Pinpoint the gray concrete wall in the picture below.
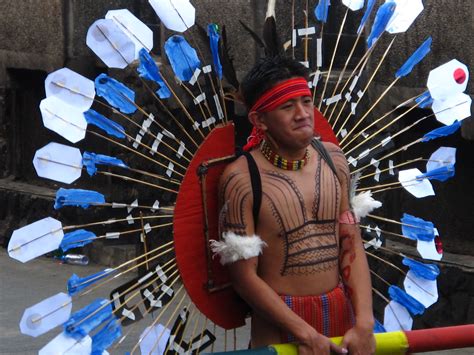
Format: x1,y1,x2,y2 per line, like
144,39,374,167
0,0,64,84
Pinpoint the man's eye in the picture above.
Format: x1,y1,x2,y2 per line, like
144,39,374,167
303,98,313,104
281,104,293,110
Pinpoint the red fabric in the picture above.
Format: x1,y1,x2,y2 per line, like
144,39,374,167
280,283,354,341
174,124,248,330
250,77,312,113
314,107,340,146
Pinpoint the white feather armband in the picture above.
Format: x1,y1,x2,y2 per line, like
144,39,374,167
210,232,267,265
351,191,382,220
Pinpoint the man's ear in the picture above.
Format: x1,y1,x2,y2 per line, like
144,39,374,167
248,111,267,131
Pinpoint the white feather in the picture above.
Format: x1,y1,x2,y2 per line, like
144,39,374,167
210,232,267,265
351,191,382,220
266,0,276,19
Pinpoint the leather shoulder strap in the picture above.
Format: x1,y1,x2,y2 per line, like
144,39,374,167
241,151,262,227
311,138,338,179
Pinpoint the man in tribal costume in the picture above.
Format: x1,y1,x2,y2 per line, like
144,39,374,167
212,56,376,355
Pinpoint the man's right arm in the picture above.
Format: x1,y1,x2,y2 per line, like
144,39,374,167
216,160,347,354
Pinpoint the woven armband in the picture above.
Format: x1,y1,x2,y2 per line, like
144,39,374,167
339,210,359,225
210,232,267,265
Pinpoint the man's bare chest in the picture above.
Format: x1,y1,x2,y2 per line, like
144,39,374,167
259,159,340,223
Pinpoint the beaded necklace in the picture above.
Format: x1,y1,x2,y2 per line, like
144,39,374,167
260,140,309,171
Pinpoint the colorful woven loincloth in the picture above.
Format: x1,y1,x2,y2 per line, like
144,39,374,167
280,283,355,342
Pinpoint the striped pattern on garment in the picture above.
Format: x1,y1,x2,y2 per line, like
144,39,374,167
280,283,355,342
249,77,311,113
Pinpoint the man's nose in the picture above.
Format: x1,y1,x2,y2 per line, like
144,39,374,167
294,101,309,118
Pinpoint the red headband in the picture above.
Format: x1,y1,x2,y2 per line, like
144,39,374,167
244,77,312,151
249,77,311,113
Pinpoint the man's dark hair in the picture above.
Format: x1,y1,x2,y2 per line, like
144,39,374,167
240,55,310,109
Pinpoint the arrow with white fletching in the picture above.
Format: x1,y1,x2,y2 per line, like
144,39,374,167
20,292,72,337
385,0,423,34
45,67,95,111
33,142,83,184
427,147,456,172
8,217,64,263
427,59,471,125
398,168,435,198
148,0,195,33
40,96,87,143
105,9,153,58
39,332,92,355
86,19,135,69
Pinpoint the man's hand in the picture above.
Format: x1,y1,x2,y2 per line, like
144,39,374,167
341,325,376,355
297,326,348,355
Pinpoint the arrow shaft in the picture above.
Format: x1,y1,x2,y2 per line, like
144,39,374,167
318,8,349,109
339,77,400,140
130,284,186,354
326,34,381,123
138,77,199,150
7,226,63,253
89,130,185,178
335,37,397,136
79,241,174,292
51,80,94,100
72,261,177,329
350,139,422,175
96,23,131,66
99,171,179,194
359,158,423,181
344,104,426,157
341,93,422,151
62,202,173,215
159,73,206,139
65,214,172,230
114,269,181,348
111,15,151,52
322,31,363,117
367,214,431,231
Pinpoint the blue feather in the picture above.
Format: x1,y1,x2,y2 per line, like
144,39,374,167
358,0,376,34
95,74,136,114
401,213,435,242
164,35,201,82
415,91,433,109
366,1,396,48
67,269,113,296
314,0,331,23
137,48,171,99
64,298,113,339
417,165,455,182
402,258,440,281
389,285,425,315
422,121,461,142
54,188,105,209
208,24,223,80
91,317,122,355
396,37,432,78
83,109,125,139
60,230,97,252
82,151,128,176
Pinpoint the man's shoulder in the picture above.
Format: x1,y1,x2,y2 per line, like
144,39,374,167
220,154,252,184
319,140,345,161
320,140,342,154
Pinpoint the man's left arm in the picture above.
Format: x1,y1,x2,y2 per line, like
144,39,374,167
327,143,375,354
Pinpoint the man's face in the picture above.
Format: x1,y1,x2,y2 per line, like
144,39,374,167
260,95,314,150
